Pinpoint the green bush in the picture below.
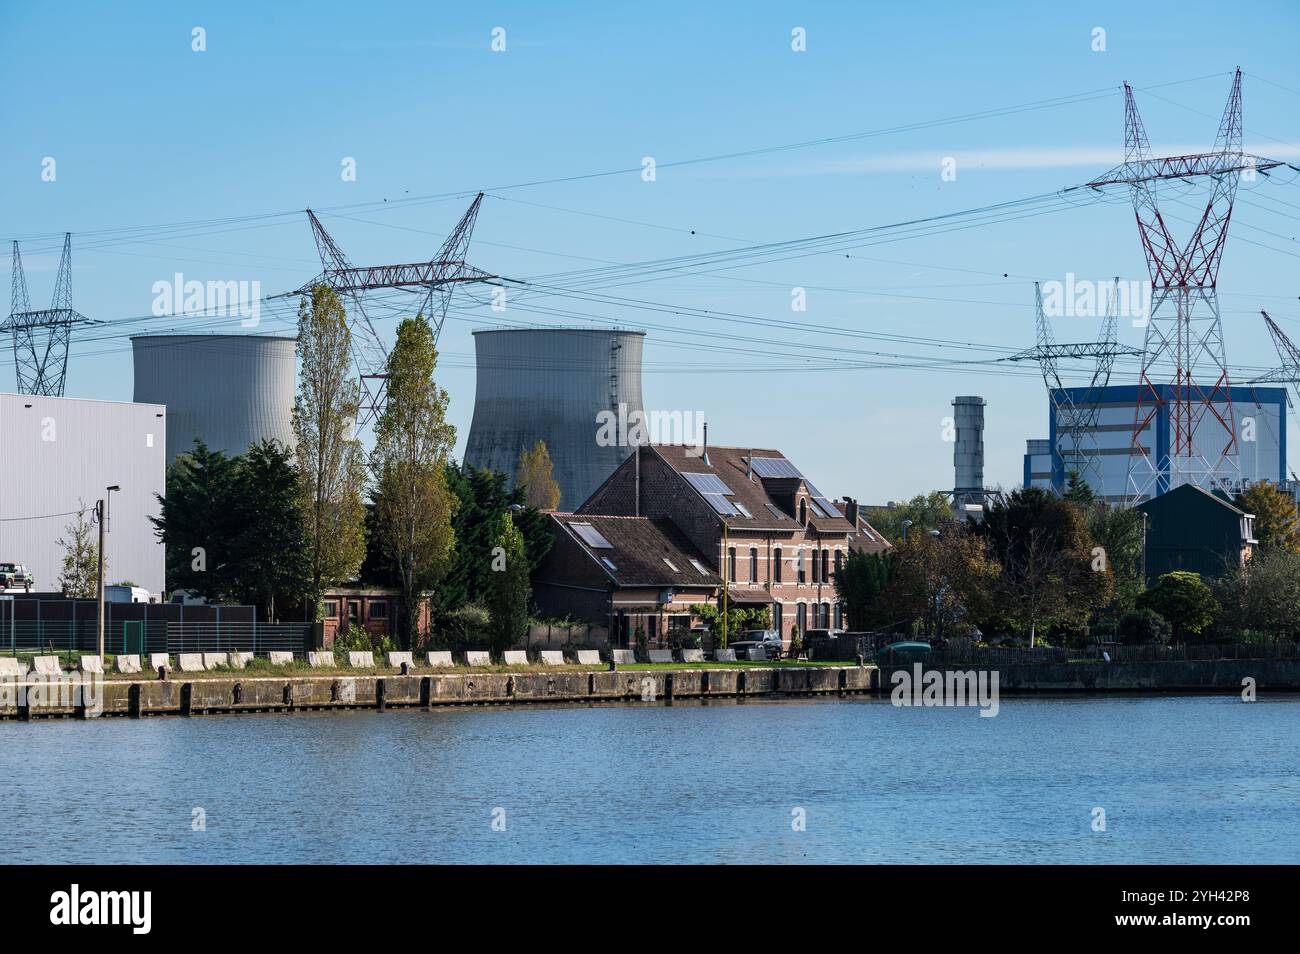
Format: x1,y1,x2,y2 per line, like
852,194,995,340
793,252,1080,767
1117,608,1171,645
333,622,398,656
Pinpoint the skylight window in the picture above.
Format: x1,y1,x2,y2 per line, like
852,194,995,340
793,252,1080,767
568,522,613,548
662,557,679,572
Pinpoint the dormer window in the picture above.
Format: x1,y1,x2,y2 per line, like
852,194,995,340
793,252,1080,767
799,498,807,525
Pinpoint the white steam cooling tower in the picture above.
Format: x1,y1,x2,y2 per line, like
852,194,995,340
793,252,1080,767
464,328,646,509
132,334,297,464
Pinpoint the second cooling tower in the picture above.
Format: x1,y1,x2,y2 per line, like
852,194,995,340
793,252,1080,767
132,334,297,464
465,328,647,509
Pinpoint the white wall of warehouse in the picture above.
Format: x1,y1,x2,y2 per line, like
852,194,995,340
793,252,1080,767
0,393,165,595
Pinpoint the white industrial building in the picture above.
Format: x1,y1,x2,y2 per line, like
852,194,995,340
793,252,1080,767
0,392,166,595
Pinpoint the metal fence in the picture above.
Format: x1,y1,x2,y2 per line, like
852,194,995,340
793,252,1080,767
881,642,1300,667
0,620,312,657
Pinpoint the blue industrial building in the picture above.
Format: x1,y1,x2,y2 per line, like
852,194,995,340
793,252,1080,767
1024,384,1287,502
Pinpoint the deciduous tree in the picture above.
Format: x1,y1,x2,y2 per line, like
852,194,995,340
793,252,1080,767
56,502,100,597
515,440,561,511
1137,570,1218,642
293,284,367,614
1235,480,1300,552
370,316,458,648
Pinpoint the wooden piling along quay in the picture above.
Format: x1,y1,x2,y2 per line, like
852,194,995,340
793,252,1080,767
0,667,881,720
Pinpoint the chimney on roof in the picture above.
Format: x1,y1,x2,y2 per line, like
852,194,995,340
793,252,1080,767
843,496,859,528
702,422,710,466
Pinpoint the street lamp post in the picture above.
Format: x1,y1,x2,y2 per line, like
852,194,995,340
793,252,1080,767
96,485,120,662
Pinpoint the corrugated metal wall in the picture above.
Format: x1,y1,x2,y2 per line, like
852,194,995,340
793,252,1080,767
132,334,296,464
465,328,646,510
0,393,166,595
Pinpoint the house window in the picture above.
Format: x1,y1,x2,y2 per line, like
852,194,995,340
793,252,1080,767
323,600,339,619
820,602,830,628
368,601,388,620
689,559,709,576
749,547,758,584
797,550,806,584
773,548,783,583
811,547,819,584
347,601,360,624
835,550,844,576
796,603,807,633
663,557,679,573
728,547,737,581
772,601,783,634
821,549,830,582
799,499,807,525
834,603,842,629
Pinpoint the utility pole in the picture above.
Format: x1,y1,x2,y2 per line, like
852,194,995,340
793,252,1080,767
96,485,120,662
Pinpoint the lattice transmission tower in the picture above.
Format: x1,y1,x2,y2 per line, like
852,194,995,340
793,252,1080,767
1007,280,1141,498
2,234,93,396
1085,69,1283,502
284,193,499,424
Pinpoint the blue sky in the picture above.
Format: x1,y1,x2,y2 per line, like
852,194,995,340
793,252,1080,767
3,0,1298,503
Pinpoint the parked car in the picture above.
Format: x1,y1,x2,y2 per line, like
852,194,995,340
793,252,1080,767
0,562,32,591
726,628,783,659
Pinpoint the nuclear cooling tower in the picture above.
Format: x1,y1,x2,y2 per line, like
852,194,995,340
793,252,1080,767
465,328,647,509
132,334,297,464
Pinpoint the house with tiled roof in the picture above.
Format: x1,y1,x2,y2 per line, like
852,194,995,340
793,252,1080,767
575,442,890,645
532,514,724,647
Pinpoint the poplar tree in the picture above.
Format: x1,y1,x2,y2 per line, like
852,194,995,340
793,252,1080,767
293,284,368,614
485,512,530,654
370,316,458,649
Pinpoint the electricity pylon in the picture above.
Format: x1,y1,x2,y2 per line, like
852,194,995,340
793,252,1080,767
2,234,93,396
1007,280,1140,498
284,193,498,424
1085,69,1283,502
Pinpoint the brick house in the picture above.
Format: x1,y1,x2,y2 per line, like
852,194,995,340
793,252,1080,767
320,587,430,646
575,443,890,646
532,513,724,648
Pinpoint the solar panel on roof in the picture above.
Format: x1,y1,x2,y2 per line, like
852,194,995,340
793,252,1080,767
682,472,733,495
568,522,613,549
750,457,802,479
701,493,740,516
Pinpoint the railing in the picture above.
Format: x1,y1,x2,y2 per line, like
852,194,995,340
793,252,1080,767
877,642,1300,667
0,621,312,658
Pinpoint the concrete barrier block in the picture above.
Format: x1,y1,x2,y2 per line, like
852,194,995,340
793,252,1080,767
307,651,335,668
78,655,104,674
426,651,454,668
347,651,375,668
268,651,294,665
538,650,565,665
31,655,62,676
114,654,142,675
681,649,704,663
202,652,228,670
502,650,529,666
574,650,601,665
714,649,737,662
746,646,767,661
464,650,491,667
149,653,170,672
648,649,673,663
612,650,636,665
227,651,253,669
388,651,413,669
0,657,24,678
177,653,206,672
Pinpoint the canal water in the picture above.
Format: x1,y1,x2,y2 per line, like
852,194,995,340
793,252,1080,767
2,695,1296,864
